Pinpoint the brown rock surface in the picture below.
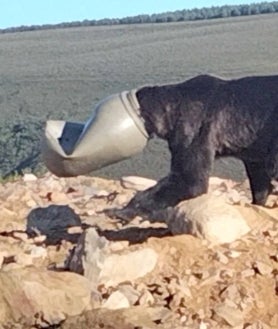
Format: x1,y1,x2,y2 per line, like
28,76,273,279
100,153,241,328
0,173,277,328
0,268,92,327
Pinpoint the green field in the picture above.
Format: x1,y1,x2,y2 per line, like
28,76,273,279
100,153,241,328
0,14,277,179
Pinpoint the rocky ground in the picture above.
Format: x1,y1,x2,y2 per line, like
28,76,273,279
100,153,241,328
0,173,277,329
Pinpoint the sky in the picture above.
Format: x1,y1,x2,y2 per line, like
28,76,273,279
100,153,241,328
1,0,257,29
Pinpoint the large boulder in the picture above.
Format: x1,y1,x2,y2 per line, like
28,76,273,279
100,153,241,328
0,268,92,327
166,193,251,244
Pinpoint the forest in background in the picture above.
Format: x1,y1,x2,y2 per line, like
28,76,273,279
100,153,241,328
1,1,278,33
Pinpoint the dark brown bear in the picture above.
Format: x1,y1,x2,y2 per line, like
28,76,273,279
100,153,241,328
108,75,278,221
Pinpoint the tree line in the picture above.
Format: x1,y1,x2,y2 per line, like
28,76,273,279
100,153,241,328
1,1,278,33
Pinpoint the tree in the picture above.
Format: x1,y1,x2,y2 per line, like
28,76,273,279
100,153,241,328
1,2,278,34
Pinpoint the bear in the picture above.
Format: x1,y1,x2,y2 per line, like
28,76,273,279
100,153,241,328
106,74,278,221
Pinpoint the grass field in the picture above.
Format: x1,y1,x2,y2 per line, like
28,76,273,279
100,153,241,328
0,14,277,179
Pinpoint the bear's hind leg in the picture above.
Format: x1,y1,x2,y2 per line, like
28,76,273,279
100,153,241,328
244,161,272,205
266,142,278,181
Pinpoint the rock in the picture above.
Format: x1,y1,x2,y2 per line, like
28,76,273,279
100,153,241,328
227,250,242,258
208,176,238,190
167,194,250,244
14,253,34,267
47,191,71,204
0,207,26,232
23,173,38,182
118,284,141,305
26,198,38,208
0,172,277,328
254,205,278,221
241,268,256,278
120,176,157,191
220,284,242,305
214,251,229,264
209,176,228,187
67,227,109,277
0,268,93,327
67,226,83,234
0,252,7,269
225,189,241,204
213,304,244,326
138,289,155,306
253,261,273,276
12,231,29,242
243,321,271,329
99,247,158,287
270,314,278,327
68,228,158,288
235,203,278,236
26,205,82,245
102,291,130,309
60,306,167,329
265,194,278,208
29,245,48,259
33,235,47,244
199,321,209,329
109,241,130,252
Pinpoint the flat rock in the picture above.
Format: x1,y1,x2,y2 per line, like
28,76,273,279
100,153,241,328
99,247,158,287
120,176,157,191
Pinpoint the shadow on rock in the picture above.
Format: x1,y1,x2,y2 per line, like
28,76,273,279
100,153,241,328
98,226,172,244
26,205,82,245
26,204,171,247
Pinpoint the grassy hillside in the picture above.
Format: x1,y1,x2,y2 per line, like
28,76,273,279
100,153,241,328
0,14,277,179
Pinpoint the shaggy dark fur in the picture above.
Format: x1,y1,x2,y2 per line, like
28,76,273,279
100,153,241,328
107,75,278,221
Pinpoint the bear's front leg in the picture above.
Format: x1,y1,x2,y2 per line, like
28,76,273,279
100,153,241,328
104,175,177,222
105,139,214,222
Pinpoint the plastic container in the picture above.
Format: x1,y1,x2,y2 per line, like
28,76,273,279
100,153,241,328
41,89,149,177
